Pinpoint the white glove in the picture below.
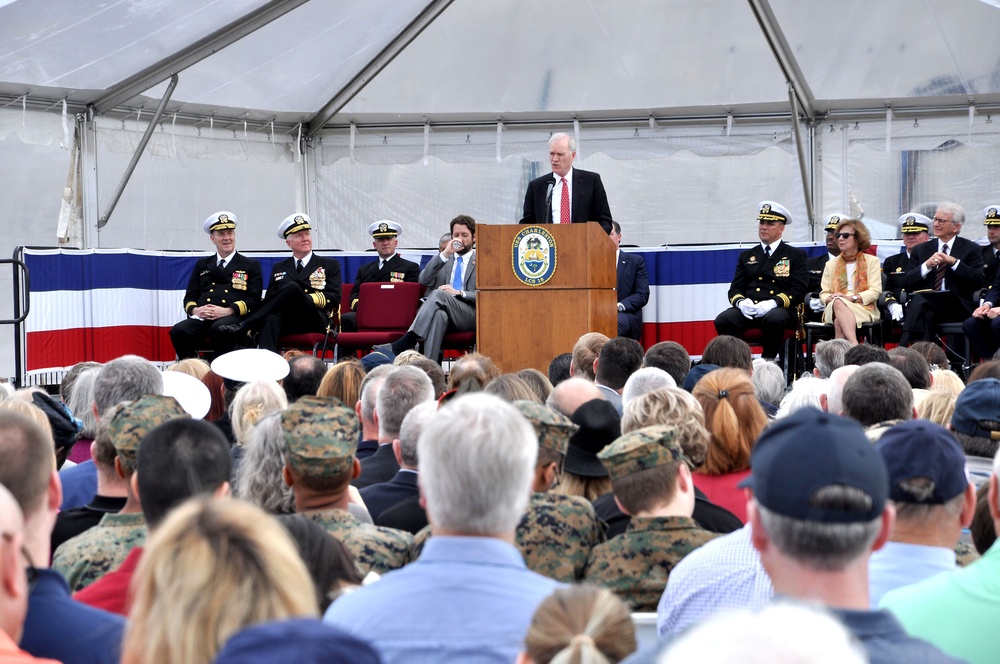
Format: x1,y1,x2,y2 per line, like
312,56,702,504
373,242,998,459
809,296,824,313
755,299,778,316
737,299,756,319
888,302,903,322
617,302,625,312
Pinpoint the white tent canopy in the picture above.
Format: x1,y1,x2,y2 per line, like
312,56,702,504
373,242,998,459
3,0,1000,251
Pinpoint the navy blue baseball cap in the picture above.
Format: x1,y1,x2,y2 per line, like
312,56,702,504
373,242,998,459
877,420,968,504
214,618,380,664
739,407,888,523
951,378,1000,441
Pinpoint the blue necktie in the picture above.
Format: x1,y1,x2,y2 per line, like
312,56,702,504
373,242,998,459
452,255,464,290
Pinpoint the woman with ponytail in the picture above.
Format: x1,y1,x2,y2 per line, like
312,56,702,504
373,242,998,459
691,367,767,522
518,585,636,664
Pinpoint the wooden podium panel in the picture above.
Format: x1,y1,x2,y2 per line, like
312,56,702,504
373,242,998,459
476,223,616,373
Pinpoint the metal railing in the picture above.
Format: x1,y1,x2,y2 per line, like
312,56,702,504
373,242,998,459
8,247,30,388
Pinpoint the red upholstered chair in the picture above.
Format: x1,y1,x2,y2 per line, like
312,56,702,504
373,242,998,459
739,326,800,384
277,282,350,359
441,330,476,360
334,282,422,358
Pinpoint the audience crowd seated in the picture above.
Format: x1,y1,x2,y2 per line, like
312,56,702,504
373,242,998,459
19,280,1000,664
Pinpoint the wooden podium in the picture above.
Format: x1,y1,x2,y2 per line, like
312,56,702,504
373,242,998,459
476,222,616,373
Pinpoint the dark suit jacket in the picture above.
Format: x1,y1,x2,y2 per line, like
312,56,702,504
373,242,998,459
617,250,649,339
266,254,342,327
983,245,1000,301
902,236,984,309
356,439,379,460
351,443,399,490
359,470,419,520
182,252,262,317
882,250,912,303
806,253,832,294
375,495,428,535
727,240,809,310
348,254,420,311
520,168,613,233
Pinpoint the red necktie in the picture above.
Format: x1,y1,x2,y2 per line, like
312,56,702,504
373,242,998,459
559,177,570,224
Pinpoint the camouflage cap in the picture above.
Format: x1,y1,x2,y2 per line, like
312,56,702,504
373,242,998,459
282,396,360,477
513,400,579,456
109,394,190,471
597,424,683,482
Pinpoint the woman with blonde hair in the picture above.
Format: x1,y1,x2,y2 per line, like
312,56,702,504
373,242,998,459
484,373,541,403
819,219,881,345
230,380,287,448
691,367,767,522
121,497,317,664
317,358,366,407
167,357,211,381
930,368,965,398
917,390,957,427
517,585,636,664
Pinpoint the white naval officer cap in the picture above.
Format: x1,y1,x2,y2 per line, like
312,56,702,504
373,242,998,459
898,213,931,234
984,205,1000,226
368,220,402,238
278,213,312,239
203,211,238,234
757,201,792,225
823,213,848,232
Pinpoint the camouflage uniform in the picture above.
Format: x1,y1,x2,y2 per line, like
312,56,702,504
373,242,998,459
282,395,412,576
409,525,431,560
516,492,605,582
109,394,190,472
584,424,718,610
583,516,717,610
303,508,412,576
52,512,147,592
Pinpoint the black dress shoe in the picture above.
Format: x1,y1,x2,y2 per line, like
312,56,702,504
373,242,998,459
218,321,246,337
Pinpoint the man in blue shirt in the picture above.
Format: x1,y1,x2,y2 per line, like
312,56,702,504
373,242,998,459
324,394,560,663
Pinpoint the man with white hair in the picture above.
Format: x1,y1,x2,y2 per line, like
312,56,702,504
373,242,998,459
621,367,675,408
813,338,851,379
519,132,613,233
880,440,1000,663
324,394,559,663
821,364,859,415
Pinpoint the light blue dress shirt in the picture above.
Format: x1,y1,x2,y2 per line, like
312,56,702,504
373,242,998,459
324,535,560,664
868,540,956,608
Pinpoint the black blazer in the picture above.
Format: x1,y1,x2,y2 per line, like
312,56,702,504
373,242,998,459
617,250,650,339
982,245,1000,300
882,250,912,303
266,254,342,326
520,168,613,233
348,254,420,311
182,252,262,317
727,240,809,309
359,470,419,520
374,495,428,535
351,443,399,490
902,236,985,309
806,253,831,294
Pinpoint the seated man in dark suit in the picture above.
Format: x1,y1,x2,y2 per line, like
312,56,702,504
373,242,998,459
980,205,1000,301
340,220,420,333
713,201,809,359
804,213,844,320
881,213,931,324
963,204,1000,359
609,221,649,340
361,402,436,524
170,211,262,360
221,213,341,353
899,202,984,346
520,132,613,233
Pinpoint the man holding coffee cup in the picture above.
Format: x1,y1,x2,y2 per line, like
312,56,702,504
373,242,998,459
374,215,477,364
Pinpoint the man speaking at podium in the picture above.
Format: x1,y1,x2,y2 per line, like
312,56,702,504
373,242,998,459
520,132,613,234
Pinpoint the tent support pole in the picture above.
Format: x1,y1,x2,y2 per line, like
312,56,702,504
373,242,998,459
788,83,815,232
307,0,456,136
98,75,177,229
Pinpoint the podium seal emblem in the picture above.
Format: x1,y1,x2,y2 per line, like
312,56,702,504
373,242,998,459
512,226,557,286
